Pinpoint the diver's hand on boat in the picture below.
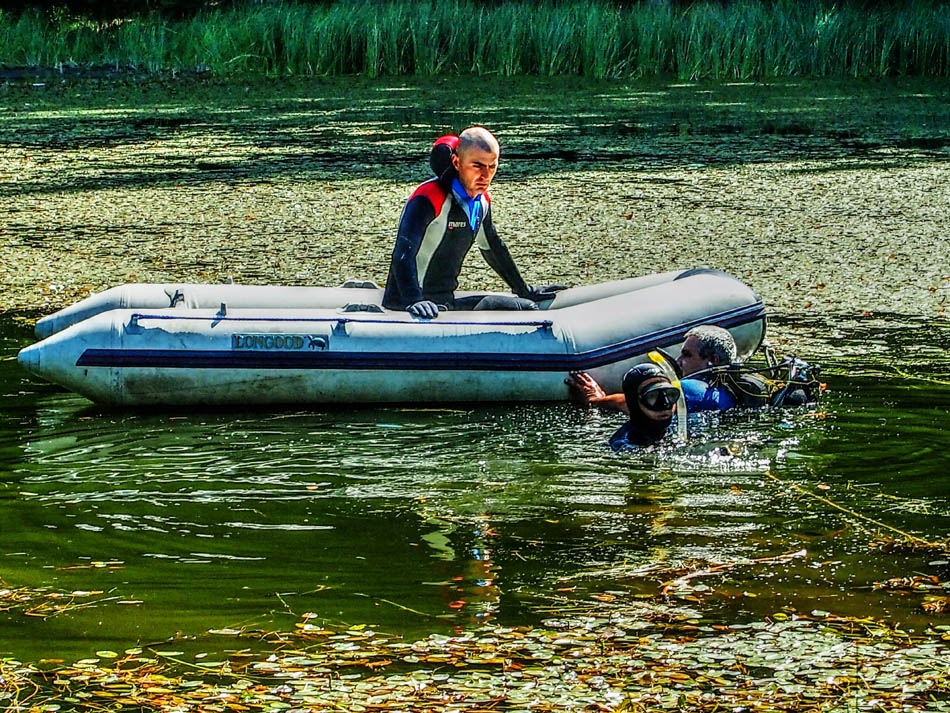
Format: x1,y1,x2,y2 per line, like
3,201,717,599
565,371,607,405
565,371,630,413
408,300,440,319
524,284,569,302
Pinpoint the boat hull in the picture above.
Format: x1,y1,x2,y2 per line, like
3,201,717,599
19,270,767,407
33,271,687,339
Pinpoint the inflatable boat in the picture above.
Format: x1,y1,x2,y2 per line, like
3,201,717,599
18,268,766,407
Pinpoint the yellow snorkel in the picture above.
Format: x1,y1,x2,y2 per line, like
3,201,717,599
649,350,687,441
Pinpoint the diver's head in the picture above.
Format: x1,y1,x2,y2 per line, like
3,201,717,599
622,364,679,420
677,325,737,376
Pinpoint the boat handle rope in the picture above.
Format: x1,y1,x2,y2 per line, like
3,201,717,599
127,312,555,330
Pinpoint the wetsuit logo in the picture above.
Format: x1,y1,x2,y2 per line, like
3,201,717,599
448,221,468,230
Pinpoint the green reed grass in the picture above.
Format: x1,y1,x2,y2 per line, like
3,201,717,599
1,0,948,79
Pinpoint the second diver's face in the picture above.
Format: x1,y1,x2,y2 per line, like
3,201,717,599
452,146,498,197
638,377,676,421
677,335,710,377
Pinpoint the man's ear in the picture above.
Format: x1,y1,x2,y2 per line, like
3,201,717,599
451,153,460,171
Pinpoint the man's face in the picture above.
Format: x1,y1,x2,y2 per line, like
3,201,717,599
677,335,710,376
452,146,498,197
637,377,676,421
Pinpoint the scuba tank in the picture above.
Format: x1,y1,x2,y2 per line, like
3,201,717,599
713,346,824,407
763,354,824,407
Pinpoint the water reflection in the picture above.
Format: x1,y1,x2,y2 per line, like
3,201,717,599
1,314,949,662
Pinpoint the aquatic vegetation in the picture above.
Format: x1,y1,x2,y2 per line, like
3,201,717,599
2,599,950,712
4,517,949,711
1,76,947,321
1,0,948,79
0,572,135,619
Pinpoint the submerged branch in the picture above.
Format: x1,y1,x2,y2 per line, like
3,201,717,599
765,471,939,548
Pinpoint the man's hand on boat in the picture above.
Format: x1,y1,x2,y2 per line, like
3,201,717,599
407,300,441,319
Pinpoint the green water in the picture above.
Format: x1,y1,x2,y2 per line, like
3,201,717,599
2,312,948,664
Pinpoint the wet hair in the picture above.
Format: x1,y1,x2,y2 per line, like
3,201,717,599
686,325,737,365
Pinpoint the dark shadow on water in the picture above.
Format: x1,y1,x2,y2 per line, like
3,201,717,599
1,76,948,197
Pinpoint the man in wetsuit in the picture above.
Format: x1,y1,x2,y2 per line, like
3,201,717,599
383,126,561,319
566,325,739,414
673,324,738,411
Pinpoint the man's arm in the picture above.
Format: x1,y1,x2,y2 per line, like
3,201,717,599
479,211,567,301
477,211,531,297
384,192,438,309
565,372,629,414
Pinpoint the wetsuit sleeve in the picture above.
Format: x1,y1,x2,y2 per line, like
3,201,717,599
478,211,531,298
681,379,710,412
681,379,737,412
384,194,438,308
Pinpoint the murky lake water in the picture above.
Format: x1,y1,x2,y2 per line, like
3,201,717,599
2,312,948,663
1,77,948,682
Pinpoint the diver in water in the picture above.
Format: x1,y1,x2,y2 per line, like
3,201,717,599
674,325,739,411
607,364,681,451
567,325,739,415
568,326,823,450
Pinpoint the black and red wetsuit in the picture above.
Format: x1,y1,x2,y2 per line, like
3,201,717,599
382,176,530,310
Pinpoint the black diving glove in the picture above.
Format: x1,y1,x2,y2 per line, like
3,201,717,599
407,300,440,319
523,284,569,302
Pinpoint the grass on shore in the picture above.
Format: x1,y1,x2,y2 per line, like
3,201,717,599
0,0,949,80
